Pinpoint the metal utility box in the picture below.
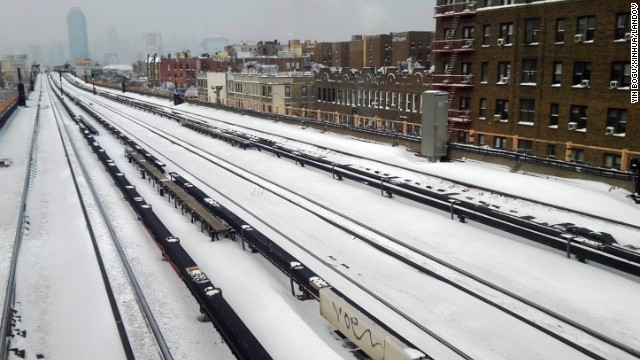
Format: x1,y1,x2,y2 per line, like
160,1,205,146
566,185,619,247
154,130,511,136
420,91,449,161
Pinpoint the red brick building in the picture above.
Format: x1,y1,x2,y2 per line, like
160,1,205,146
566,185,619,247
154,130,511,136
434,0,638,170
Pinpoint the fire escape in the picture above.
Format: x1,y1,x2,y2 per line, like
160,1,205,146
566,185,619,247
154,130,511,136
433,1,476,138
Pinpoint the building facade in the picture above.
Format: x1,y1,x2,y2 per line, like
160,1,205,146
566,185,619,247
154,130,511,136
314,67,432,126
67,7,90,64
0,55,29,88
159,51,198,89
225,73,316,114
434,0,638,170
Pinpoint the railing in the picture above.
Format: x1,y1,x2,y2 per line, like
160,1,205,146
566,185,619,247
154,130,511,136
448,109,472,123
432,39,476,52
432,74,474,87
434,1,477,16
450,143,638,180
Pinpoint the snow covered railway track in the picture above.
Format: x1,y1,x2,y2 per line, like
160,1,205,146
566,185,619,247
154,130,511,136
59,85,640,359
51,77,274,360
45,78,171,359
0,88,42,360
63,76,640,276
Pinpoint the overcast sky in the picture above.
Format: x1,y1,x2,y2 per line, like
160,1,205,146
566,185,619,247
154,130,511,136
0,0,436,61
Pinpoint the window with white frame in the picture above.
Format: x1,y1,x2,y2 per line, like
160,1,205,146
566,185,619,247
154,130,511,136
499,23,514,44
495,99,509,120
522,60,537,83
549,103,559,127
497,62,511,83
604,154,622,169
555,19,565,42
572,61,591,85
611,62,631,88
615,13,631,40
577,16,596,41
524,18,540,44
606,108,627,134
570,105,588,129
481,62,488,83
552,62,562,85
482,25,491,46
519,99,535,123
479,98,487,119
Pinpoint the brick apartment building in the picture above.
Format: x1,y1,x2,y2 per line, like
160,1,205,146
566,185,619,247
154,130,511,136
225,73,316,114
434,0,638,170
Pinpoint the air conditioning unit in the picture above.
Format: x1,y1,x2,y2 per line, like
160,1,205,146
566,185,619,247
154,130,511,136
609,80,619,89
624,32,631,41
568,122,577,130
463,40,474,48
462,76,472,84
580,79,590,88
494,114,502,121
497,38,505,47
467,2,475,11
605,126,615,135
574,34,584,43
501,76,510,84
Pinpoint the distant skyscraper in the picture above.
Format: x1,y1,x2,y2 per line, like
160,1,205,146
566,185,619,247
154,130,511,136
144,32,163,56
200,37,229,53
67,7,90,63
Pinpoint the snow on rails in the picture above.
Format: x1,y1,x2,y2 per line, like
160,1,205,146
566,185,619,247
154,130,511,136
59,79,431,360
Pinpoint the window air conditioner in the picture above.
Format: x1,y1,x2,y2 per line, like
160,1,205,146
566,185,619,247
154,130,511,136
568,122,577,130
497,38,505,46
605,126,615,135
467,3,475,11
463,40,474,48
493,114,502,121
609,80,619,89
624,32,631,41
580,79,590,88
462,76,472,84
574,34,584,43
501,76,510,84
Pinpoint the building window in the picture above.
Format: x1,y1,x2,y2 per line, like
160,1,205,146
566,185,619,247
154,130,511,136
461,62,472,75
302,85,307,97
615,13,631,40
604,154,622,169
478,134,485,146
517,139,533,154
524,18,540,44
463,27,474,39
572,61,591,86
494,136,507,149
606,108,627,134
519,99,535,123
497,62,511,83
577,16,596,41
548,144,556,158
611,62,631,88
499,23,514,44
570,149,585,163
481,62,488,83
570,105,588,130
460,97,471,110
555,19,565,43
549,103,559,127
479,98,487,119
522,60,537,83
482,25,491,46
552,62,562,85
495,99,509,120
284,85,291,98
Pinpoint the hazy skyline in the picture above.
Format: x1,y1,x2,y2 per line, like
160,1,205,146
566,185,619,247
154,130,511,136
0,0,436,63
